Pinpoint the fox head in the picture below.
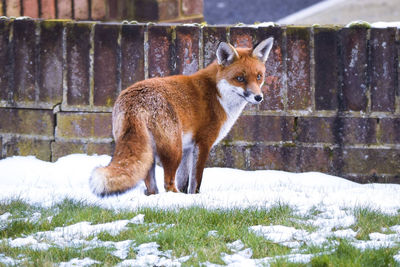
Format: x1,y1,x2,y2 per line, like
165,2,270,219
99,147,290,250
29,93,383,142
216,37,274,104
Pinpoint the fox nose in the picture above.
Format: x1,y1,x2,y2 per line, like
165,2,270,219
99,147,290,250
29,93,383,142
254,95,263,102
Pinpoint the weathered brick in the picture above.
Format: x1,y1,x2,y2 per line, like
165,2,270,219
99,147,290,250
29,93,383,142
133,0,158,21
340,28,368,111
148,25,175,77
158,0,179,21
51,141,85,161
66,22,92,106
57,0,72,19
286,27,311,110
38,20,63,105
182,0,203,16
226,115,294,142
91,0,106,20
107,0,119,20
0,2,3,16
74,0,89,20
175,25,200,75
342,117,376,144
297,146,332,173
370,28,397,112
0,137,2,158
119,0,135,20
207,144,247,169
13,19,37,104
379,118,400,144
41,0,56,18
257,26,284,111
6,0,20,16
4,137,51,161
230,26,256,48
22,0,39,18
87,142,114,156
297,117,376,144
0,108,54,136
0,19,12,103
202,26,227,67
93,23,120,107
314,27,339,110
297,117,335,143
121,24,145,90
249,145,297,171
56,112,112,139
340,148,400,174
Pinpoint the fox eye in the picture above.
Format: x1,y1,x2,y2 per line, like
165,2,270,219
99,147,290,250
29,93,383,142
257,74,262,80
236,76,245,82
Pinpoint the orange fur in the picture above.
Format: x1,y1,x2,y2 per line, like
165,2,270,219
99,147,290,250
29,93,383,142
89,38,274,196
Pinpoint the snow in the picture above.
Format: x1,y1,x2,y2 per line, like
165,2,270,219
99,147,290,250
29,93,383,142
1,154,400,266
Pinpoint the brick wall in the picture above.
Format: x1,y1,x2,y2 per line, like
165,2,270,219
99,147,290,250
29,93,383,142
0,0,203,22
0,17,399,183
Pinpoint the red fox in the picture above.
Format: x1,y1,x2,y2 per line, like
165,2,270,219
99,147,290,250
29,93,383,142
90,37,274,196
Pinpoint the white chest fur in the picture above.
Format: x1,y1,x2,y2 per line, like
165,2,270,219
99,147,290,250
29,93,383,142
214,79,247,146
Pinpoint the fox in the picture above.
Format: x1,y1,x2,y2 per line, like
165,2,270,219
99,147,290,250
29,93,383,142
89,37,274,196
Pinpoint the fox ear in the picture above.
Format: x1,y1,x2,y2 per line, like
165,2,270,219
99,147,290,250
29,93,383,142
216,42,239,66
252,37,274,63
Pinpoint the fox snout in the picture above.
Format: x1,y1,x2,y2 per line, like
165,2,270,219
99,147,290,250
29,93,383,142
243,90,263,103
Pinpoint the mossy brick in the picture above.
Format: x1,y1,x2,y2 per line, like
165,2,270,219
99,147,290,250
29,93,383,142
22,0,39,17
41,0,56,18
13,19,37,104
38,20,64,105
66,22,92,106
296,146,332,173
0,19,12,103
91,0,106,20
286,27,311,110
379,118,400,144
121,24,145,90
51,141,86,162
339,148,400,174
248,145,297,171
296,117,336,143
148,25,175,77
314,27,339,110
158,0,179,21
0,108,54,136
0,2,3,16
6,0,20,16
93,23,120,107
226,115,294,142
370,28,397,112
87,142,114,156
339,28,368,111
56,112,112,139
74,0,89,20
202,26,227,67
182,0,203,16
57,0,72,19
257,26,284,111
4,137,51,161
207,144,247,169
175,25,200,75
341,117,376,144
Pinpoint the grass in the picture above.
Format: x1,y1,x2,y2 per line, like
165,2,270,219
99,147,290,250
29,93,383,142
0,199,400,266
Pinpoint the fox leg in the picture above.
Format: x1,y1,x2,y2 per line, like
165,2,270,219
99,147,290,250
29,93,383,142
188,143,211,194
176,147,194,193
156,141,182,192
144,159,158,195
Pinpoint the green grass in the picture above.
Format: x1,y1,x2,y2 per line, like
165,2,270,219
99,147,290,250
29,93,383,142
1,199,400,266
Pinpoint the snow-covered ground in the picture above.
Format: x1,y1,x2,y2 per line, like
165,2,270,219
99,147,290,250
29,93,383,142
1,154,400,266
